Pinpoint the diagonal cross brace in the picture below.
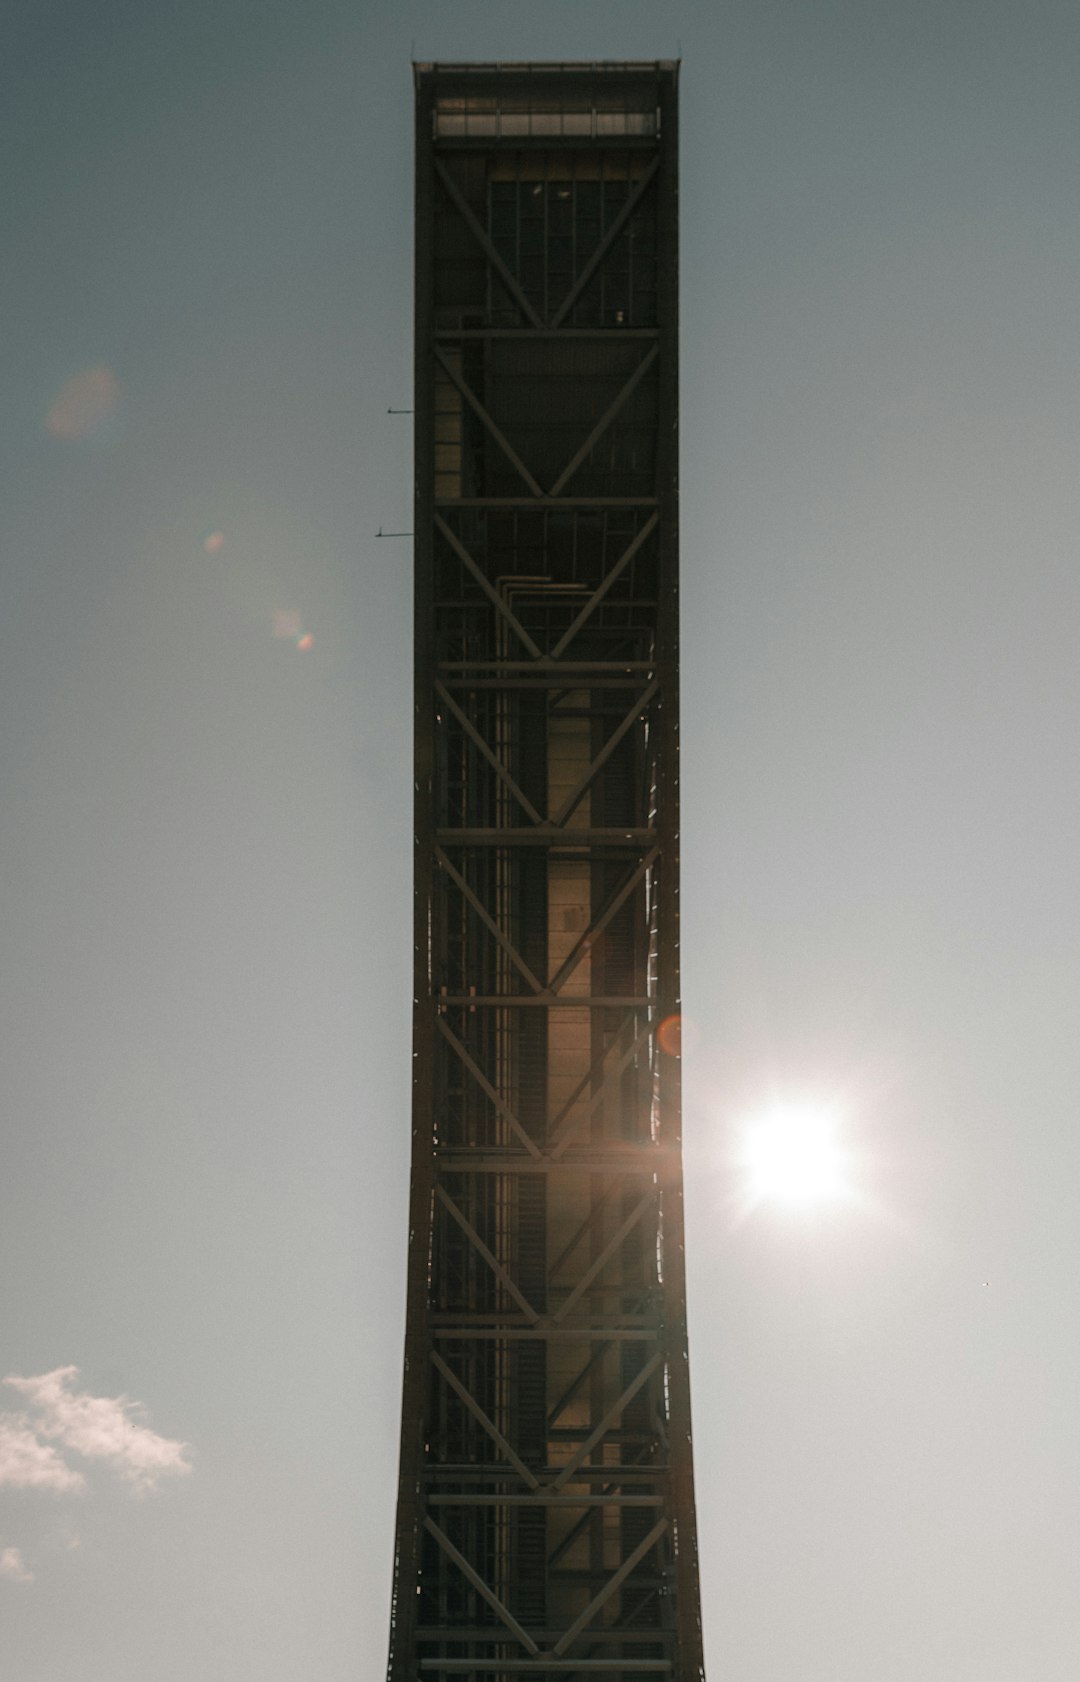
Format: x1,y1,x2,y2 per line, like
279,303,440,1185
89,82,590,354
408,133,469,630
435,679,545,827
435,515,543,659
436,1185,539,1323
546,1433,658,1571
440,1009,643,1163
549,512,658,660
434,346,544,498
547,1017,644,1159
553,1353,663,1490
433,159,544,330
549,157,660,329
551,1516,669,1657
435,845,543,994
551,679,659,828
435,1016,542,1158
545,1015,639,1163
553,1190,655,1324
548,1177,625,1283
547,1340,616,1437
547,849,657,996
549,345,659,499
430,1351,539,1489
423,1517,540,1654
435,341,657,506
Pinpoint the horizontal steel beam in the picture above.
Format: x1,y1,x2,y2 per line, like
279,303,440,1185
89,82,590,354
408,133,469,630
436,661,657,672
431,1326,659,1341
436,828,656,847
433,136,659,156
436,496,659,508
434,326,660,340
437,676,654,690
420,1663,672,1674
429,1310,657,1327
435,994,652,1008
424,1467,670,1486
431,1148,673,1173
419,1627,672,1646
422,1500,659,1513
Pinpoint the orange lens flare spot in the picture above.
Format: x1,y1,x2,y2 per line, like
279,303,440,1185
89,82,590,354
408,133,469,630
203,531,225,555
46,365,119,439
273,610,302,640
296,633,314,652
657,1014,683,1057
657,1014,699,1057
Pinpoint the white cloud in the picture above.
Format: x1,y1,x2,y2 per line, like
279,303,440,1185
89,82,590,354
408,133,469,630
0,1547,34,1585
0,1415,85,1493
4,1368,191,1494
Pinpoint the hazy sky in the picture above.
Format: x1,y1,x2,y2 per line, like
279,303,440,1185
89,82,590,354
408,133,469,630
4,2,1080,1677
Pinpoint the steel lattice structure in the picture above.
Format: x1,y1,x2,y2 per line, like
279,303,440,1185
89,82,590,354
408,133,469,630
389,62,705,1682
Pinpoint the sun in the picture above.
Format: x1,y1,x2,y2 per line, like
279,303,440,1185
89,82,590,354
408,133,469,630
741,1101,850,1207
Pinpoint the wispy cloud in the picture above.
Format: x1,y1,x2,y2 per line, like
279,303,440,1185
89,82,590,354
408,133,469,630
0,1415,85,1493
3,1368,191,1494
0,1547,34,1585
0,1369,191,1582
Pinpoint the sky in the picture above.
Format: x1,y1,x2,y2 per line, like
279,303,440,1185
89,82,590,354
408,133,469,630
3,1,1080,1677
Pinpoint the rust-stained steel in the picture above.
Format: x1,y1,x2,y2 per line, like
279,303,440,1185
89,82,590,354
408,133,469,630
389,60,705,1682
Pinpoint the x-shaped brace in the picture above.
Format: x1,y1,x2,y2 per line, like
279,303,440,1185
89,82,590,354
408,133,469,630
432,343,659,502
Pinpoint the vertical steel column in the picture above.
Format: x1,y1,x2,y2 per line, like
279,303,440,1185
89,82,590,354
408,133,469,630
652,73,705,1682
387,73,438,1682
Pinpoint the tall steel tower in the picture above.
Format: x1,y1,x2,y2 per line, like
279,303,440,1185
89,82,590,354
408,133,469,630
389,61,704,1682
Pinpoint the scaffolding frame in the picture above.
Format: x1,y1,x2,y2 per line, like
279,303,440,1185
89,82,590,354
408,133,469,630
389,62,704,1682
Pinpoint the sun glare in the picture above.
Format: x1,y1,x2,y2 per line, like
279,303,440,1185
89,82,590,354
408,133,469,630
741,1101,850,1207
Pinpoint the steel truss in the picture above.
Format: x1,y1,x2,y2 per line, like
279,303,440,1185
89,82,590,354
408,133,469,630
389,62,704,1682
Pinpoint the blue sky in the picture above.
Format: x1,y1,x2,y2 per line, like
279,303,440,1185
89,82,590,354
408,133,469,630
4,2,1080,1677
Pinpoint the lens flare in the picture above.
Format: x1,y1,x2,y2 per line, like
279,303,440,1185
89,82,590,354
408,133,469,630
46,365,119,439
658,1014,683,1057
741,1101,850,1206
272,610,314,651
657,1014,699,1058
273,610,302,640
